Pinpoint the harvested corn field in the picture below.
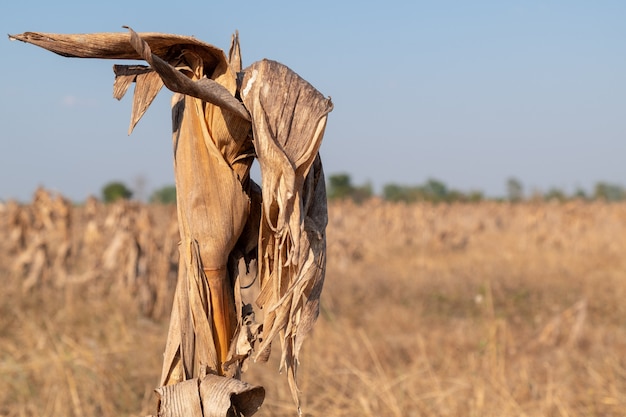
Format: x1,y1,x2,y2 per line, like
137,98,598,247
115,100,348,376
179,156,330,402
2,193,626,416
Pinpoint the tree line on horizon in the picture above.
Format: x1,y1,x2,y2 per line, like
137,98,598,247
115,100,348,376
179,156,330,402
84,175,626,205
326,173,626,204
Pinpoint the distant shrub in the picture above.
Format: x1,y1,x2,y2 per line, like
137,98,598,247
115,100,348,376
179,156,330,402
102,181,132,203
150,185,177,204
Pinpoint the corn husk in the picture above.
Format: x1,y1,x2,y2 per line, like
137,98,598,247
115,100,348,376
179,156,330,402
9,27,332,415
240,59,332,408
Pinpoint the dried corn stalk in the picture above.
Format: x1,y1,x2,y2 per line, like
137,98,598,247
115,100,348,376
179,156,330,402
10,27,332,416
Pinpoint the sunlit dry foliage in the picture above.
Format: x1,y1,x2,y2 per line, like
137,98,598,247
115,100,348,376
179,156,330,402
10,27,332,416
2,198,626,416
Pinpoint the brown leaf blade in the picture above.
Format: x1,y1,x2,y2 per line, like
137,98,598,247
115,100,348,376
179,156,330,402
155,379,204,417
9,30,225,62
155,376,264,417
200,374,264,417
11,28,331,416
124,27,250,121
240,59,333,408
157,34,253,384
129,70,164,134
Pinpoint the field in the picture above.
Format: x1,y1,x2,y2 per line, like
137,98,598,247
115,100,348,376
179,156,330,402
2,191,626,416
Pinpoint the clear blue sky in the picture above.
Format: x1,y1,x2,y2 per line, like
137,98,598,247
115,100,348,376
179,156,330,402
2,1,625,202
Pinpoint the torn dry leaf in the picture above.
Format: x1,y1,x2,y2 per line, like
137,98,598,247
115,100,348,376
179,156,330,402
155,375,264,417
9,26,332,416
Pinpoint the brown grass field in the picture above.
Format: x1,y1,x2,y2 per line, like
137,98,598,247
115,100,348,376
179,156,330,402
1,192,626,416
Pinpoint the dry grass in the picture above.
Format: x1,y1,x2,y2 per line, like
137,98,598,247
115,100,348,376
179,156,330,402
2,196,626,416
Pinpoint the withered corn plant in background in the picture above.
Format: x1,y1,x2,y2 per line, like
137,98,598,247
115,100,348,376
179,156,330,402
9,27,333,417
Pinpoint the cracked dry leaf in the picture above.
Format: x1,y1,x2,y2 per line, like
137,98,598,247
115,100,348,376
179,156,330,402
9,27,332,416
155,375,264,417
112,64,164,134
240,59,333,408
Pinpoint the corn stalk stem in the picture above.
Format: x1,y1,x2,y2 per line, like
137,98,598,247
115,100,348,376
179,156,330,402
204,267,236,369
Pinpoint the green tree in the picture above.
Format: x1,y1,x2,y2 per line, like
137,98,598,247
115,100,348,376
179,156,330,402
150,185,177,204
544,187,567,202
593,182,625,202
573,187,588,200
506,177,524,202
383,179,457,203
422,178,448,202
383,183,408,202
328,173,353,200
382,183,424,202
351,182,373,203
102,181,133,203
467,190,484,202
327,173,373,203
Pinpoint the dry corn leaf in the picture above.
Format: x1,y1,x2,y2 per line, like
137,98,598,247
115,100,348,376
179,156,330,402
228,31,242,74
9,30,249,121
112,64,164,134
149,66,250,385
240,59,333,408
9,30,225,64
9,26,332,416
155,375,263,417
